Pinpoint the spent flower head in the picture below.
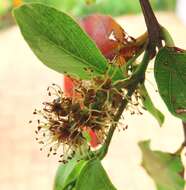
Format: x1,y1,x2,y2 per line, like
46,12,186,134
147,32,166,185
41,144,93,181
32,71,143,163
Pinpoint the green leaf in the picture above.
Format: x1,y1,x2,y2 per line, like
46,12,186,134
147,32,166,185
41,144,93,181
76,159,117,190
154,47,186,121
13,3,123,80
139,140,185,190
54,159,87,190
139,84,165,126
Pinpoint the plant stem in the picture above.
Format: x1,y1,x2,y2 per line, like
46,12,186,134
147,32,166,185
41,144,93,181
139,0,162,55
176,121,186,154
160,26,175,47
88,0,159,161
114,51,150,89
98,87,135,160
83,51,151,161
132,51,150,81
182,121,186,146
100,0,159,159
98,52,150,159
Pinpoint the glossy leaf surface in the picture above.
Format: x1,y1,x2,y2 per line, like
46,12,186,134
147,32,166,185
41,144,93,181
76,159,117,190
13,4,123,80
155,47,186,121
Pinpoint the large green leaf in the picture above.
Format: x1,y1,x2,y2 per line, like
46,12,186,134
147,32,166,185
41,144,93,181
54,159,86,190
154,47,186,121
139,84,165,126
13,3,123,80
139,141,184,190
76,159,117,190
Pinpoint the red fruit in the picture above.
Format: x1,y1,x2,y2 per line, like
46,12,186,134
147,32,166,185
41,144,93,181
64,14,136,96
82,126,100,148
80,14,137,61
88,128,100,148
64,76,74,97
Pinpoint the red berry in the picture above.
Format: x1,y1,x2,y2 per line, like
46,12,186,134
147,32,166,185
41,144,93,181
64,76,74,97
88,128,100,148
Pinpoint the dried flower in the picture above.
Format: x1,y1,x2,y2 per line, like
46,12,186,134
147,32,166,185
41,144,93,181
32,72,143,162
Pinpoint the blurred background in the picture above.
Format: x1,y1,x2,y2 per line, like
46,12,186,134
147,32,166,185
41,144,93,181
0,0,179,30
1,0,186,190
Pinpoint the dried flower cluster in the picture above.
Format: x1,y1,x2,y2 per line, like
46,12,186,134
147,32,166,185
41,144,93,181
31,71,144,162
32,74,127,162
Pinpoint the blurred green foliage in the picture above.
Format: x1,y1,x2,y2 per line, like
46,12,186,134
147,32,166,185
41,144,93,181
151,0,176,11
0,0,177,17
0,0,12,15
0,0,177,30
74,0,176,16
22,0,176,16
0,0,13,29
23,0,76,13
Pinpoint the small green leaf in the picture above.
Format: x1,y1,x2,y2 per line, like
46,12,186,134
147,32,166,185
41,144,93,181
155,47,186,121
54,159,86,190
139,84,165,126
139,140,185,190
76,159,117,190
13,3,123,80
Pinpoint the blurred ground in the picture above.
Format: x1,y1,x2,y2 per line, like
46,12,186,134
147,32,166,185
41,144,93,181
0,12,186,190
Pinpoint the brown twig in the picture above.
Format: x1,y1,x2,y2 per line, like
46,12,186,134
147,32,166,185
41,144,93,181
182,121,186,146
139,0,162,56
